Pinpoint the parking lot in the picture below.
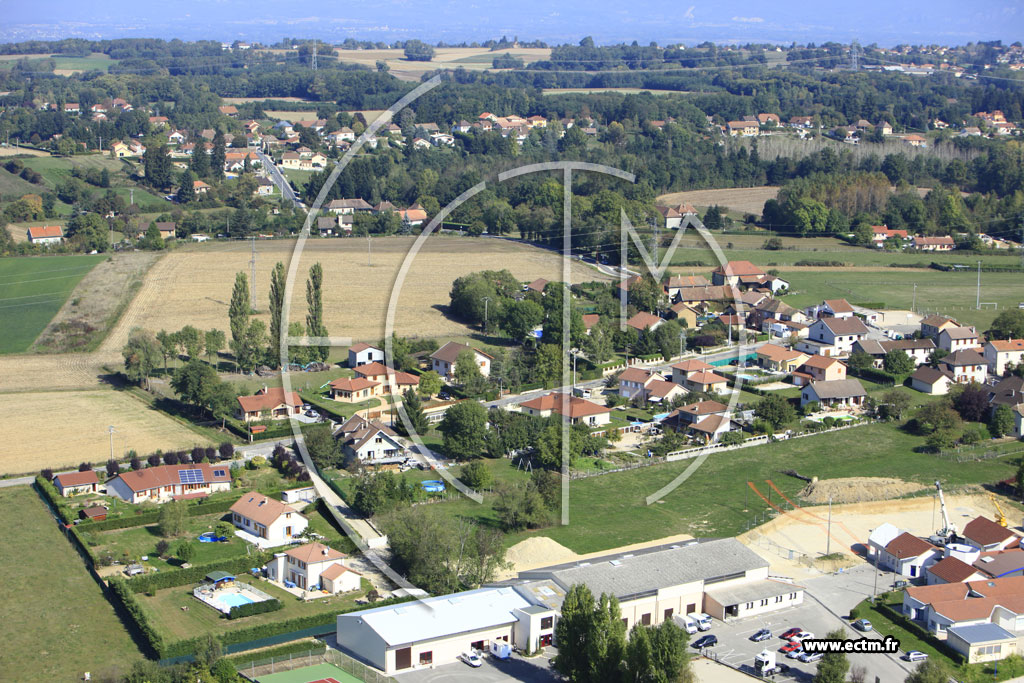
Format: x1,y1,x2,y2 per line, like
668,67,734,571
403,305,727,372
698,565,918,682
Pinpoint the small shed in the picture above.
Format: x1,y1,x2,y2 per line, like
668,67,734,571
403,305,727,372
80,505,108,521
205,571,236,588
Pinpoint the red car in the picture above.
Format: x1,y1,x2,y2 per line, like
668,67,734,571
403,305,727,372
779,640,802,654
780,627,803,640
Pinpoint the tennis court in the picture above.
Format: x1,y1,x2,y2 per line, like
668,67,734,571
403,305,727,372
257,662,362,683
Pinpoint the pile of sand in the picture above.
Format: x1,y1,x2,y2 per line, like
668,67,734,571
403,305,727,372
502,537,579,578
799,477,926,504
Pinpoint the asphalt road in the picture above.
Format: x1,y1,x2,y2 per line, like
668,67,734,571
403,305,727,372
256,150,303,209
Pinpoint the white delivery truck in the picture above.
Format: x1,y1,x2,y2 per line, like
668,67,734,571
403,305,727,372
694,613,713,631
673,614,699,635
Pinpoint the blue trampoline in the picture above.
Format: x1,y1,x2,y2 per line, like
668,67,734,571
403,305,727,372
422,480,446,493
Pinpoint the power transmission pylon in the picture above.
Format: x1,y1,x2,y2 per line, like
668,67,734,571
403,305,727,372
311,44,318,71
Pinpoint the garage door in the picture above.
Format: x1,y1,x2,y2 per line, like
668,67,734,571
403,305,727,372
395,647,412,670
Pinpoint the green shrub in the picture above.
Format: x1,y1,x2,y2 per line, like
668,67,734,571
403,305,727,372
228,598,283,620
127,552,273,594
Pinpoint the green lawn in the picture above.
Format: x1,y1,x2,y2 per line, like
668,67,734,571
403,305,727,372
395,421,1019,554
137,574,369,641
89,511,248,570
52,54,117,72
0,253,107,353
780,270,1024,332
0,487,141,680
21,154,125,188
660,233,1023,269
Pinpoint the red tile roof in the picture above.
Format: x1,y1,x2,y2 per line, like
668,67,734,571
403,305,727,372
28,225,63,239
54,470,98,487
285,542,345,564
885,532,936,559
672,359,713,372
113,464,230,493
618,367,653,383
625,312,663,331
231,492,302,527
237,387,301,414
329,377,379,392
928,556,981,583
713,260,765,277
963,517,1017,547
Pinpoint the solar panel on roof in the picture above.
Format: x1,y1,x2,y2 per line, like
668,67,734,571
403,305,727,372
178,468,203,484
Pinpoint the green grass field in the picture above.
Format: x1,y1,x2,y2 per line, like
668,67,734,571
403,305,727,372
52,54,117,72
0,166,45,197
0,487,141,680
780,270,1024,332
21,155,125,188
0,253,107,353
138,574,369,641
661,233,1023,269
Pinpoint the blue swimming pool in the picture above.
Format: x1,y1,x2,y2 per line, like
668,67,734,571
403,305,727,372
213,592,255,610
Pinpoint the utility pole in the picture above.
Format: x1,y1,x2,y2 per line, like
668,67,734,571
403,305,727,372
367,233,372,267
976,260,982,310
249,236,257,311
108,425,116,463
482,296,491,333
679,330,686,359
129,188,134,206
912,283,917,313
1019,224,1023,270
826,497,832,556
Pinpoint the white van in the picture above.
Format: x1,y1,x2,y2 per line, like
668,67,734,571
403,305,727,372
674,614,698,635
694,613,713,631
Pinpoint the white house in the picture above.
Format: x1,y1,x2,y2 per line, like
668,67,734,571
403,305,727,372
334,415,406,462
265,542,361,593
229,492,308,546
53,470,99,497
107,464,231,504
941,350,989,385
429,342,493,382
962,517,1021,552
617,366,659,400
796,317,869,357
349,343,385,368
877,532,941,578
985,340,1024,376
27,225,64,245
938,326,980,353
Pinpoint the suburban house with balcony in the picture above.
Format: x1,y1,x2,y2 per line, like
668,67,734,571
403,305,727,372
791,356,847,386
236,386,303,422
941,350,989,385
334,415,405,462
266,542,361,593
230,491,308,546
519,392,611,427
430,342,493,382
107,464,231,504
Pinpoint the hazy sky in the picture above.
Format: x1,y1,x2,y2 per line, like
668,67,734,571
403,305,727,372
2,0,1022,46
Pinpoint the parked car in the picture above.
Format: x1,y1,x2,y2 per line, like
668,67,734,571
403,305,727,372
780,627,803,640
794,630,814,640
799,652,824,663
852,619,873,632
903,651,928,662
750,629,772,642
691,635,718,649
785,647,805,660
779,640,802,654
459,651,483,667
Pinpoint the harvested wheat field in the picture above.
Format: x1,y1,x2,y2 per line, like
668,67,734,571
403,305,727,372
0,351,114,394
657,186,780,216
101,236,606,351
0,390,212,475
0,146,50,157
740,490,1011,580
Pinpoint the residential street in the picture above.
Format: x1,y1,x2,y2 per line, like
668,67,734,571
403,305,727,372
256,149,303,209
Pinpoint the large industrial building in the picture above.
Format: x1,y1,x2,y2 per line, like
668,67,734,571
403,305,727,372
335,538,803,674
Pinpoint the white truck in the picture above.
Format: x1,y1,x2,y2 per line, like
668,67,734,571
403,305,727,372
673,614,699,635
693,613,713,631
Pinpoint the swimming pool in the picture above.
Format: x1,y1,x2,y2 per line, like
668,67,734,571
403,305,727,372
214,592,255,610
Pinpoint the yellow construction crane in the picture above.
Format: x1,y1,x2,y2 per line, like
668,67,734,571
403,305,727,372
989,493,1008,527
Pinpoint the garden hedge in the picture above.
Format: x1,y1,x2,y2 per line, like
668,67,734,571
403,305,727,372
228,598,283,620
109,577,166,658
